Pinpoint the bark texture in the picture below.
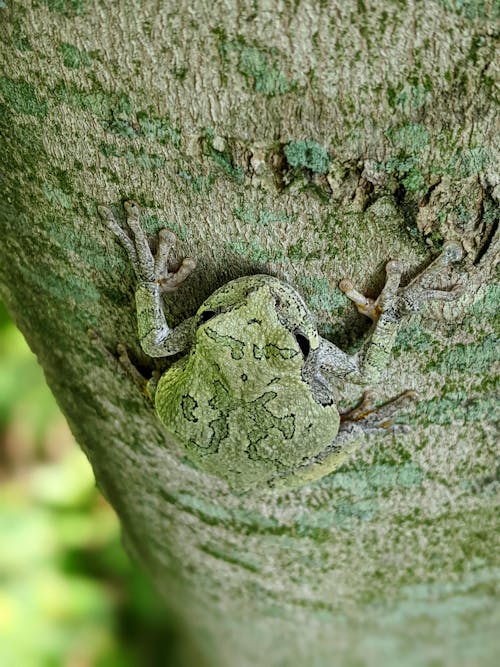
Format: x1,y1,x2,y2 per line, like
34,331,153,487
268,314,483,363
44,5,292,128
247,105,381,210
0,1,498,665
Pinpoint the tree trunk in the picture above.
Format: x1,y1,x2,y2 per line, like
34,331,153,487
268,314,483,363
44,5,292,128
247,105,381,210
1,1,498,665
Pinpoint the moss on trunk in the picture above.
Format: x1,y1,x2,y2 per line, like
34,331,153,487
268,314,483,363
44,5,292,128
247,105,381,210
0,1,498,665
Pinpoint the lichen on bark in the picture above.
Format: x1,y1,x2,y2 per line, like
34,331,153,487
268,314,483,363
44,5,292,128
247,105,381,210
0,1,498,665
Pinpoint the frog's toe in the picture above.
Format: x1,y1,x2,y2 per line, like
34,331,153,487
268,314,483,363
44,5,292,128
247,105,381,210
340,389,417,432
339,279,376,319
160,257,197,293
99,203,138,267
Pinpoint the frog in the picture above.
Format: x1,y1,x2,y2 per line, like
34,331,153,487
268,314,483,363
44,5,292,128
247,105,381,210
99,201,464,491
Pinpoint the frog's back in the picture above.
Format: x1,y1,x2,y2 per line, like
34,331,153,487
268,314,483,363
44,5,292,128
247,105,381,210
153,273,339,489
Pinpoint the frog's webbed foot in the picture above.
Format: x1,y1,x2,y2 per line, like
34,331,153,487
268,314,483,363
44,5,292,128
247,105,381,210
339,241,464,322
99,201,196,293
339,389,418,433
397,241,464,315
156,228,197,293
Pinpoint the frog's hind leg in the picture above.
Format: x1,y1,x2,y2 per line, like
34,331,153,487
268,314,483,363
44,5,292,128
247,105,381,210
116,343,160,402
339,389,418,433
334,260,405,385
267,390,419,491
116,343,148,393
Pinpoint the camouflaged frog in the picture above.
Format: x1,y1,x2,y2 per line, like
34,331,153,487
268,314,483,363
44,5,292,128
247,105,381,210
99,201,464,491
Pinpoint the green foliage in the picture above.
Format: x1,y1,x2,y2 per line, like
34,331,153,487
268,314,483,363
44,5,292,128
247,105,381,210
0,305,180,665
0,303,59,434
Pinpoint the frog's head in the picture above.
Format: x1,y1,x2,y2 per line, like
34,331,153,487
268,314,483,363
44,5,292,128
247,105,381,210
192,275,322,396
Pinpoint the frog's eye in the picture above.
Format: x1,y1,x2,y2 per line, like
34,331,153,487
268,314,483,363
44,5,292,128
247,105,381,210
198,309,219,326
294,331,310,359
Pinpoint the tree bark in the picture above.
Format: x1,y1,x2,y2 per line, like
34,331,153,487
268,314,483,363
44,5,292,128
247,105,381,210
1,1,498,665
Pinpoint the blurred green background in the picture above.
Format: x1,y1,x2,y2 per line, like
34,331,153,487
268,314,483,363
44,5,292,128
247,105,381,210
0,301,181,667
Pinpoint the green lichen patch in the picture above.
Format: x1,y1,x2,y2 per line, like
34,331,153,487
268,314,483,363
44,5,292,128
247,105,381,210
284,140,330,174
8,242,101,338
224,239,285,264
203,129,244,184
48,221,123,272
467,284,500,320
41,0,86,16
386,123,430,154
200,542,261,573
52,81,131,120
373,123,493,224
323,462,424,499
0,77,47,117
428,335,498,376
104,110,181,148
295,276,347,312
42,184,73,210
177,170,214,195
11,21,32,51
136,113,181,147
233,204,294,228
414,391,497,426
447,146,493,178
105,115,138,139
438,0,498,20
214,30,293,97
296,501,375,532
139,213,190,241
59,42,91,69
99,143,166,171
386,78,433,112
393,323,436,355
124,149,166,171
238,46,292,97
286,239,321,262
380,123,430,193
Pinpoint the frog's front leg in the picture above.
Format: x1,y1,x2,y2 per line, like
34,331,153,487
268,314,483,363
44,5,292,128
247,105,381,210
99,201,196,358
316,242,464,385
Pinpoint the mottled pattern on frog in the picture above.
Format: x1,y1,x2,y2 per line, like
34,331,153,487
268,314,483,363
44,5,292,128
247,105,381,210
100,201,465,491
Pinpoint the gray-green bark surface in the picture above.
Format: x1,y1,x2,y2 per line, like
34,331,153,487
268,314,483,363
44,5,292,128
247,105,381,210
0,1,498,665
